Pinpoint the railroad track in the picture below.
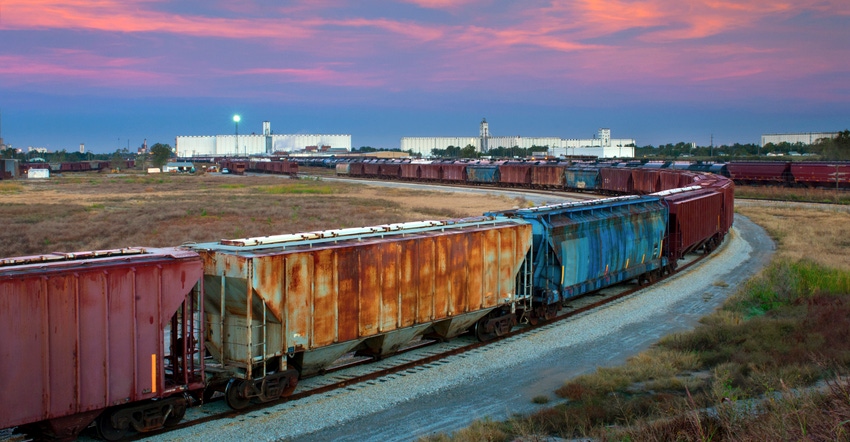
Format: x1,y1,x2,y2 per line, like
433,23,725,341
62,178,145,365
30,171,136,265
106,249,710,441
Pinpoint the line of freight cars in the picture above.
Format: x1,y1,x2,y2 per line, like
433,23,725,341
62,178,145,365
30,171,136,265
333,159,850,190
218,158,298,176
0,167,733,440
15,160,137,175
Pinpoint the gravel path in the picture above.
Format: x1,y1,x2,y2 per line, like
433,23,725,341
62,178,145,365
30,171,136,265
149,214,773,442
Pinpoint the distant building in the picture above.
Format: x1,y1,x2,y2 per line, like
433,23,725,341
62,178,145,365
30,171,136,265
400,121,635,158
176,121,351,157
761,132,839,147
162,162,195,173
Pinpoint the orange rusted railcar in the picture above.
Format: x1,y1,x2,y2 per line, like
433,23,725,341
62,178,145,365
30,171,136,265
187,217,532,408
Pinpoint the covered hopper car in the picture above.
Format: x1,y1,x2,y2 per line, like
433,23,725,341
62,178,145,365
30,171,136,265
0,248,203,440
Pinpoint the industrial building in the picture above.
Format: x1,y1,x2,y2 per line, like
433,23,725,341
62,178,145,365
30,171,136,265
401,120,635,158
176,121,351,157
760,132,839,147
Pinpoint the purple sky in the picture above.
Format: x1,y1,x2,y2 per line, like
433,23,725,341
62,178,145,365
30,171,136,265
1,0,848,153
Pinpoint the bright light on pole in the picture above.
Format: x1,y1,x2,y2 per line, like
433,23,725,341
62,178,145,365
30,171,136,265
233,115,241,155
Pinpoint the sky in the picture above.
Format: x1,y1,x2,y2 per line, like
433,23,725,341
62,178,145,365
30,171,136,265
1,0,848,153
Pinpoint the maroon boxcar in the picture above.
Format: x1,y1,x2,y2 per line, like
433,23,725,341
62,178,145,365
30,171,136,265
662,188,724,266
379,161,402,179
726,161,791,185
0,248,204,439
420,162,441,181
790,162,850,188
400,163,421,180
632,169,662,194
441,162,467,183
531,163,566,189
362,160,381,177
349,161,365,177
499,162,533,187
599,167,634,193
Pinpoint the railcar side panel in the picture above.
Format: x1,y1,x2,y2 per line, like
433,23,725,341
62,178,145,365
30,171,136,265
564,168,600,190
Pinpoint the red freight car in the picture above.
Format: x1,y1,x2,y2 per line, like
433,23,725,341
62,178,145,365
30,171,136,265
499,162,533,187
790,162,850,188
661,188,724,266
349,161,365,177
441,162,467,183
362,160,381,177
530,163,566,189
400,163,421,180
379,161,402,179
420,162,441,181
599,167,634,193
632,169,662,194
726,161,791,185
0,248,204,439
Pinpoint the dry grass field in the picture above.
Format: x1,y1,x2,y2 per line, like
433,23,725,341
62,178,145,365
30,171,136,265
0,173,526,257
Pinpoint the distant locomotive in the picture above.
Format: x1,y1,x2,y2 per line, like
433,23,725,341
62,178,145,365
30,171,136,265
1,164,733,440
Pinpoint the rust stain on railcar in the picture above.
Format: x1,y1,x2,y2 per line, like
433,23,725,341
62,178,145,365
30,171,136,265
311,248,338,348
466,230,485,310
380,242,400,333
417,237,436,323
447,232,469,316
358,243,381,337
336,246,360,342
398,240,417,328
286,253,312,351
433,234,451,317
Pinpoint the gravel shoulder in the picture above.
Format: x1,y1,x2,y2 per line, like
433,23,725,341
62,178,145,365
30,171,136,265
149,214,773,442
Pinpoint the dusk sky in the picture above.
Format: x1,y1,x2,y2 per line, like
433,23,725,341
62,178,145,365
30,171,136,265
1,0,848,153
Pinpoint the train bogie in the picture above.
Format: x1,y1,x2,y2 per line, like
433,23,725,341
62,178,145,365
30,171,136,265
0,248,204,439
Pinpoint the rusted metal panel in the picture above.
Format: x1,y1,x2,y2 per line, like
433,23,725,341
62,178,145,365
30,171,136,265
467,165,500,184
398,241,417,327
499,162,533,186
565,168,599,190
416,237,436,323
337,247,360,342
312,248,337,348
380,242,400,333
531,164,566,188
0,248,203,431
465,230,484,310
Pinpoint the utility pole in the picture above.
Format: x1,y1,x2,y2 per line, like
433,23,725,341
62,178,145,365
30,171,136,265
710,134,714,158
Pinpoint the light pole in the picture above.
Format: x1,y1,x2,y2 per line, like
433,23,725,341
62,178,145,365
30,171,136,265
233,114,241,156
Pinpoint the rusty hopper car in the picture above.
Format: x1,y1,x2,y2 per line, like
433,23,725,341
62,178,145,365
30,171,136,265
0,248,204,440
186,217,532,409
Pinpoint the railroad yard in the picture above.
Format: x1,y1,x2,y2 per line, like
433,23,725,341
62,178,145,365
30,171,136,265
4,167,849,441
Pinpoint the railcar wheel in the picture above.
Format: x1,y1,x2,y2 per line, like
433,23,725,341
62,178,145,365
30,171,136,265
163,400,187,427
96,410,128,442
474,316,496,342
225,380,252,410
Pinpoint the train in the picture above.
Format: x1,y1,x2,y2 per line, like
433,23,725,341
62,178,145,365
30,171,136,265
0,164,732,440
331,158,850,189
